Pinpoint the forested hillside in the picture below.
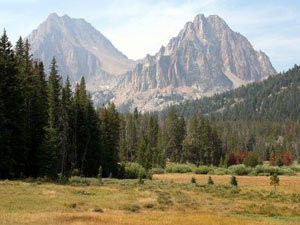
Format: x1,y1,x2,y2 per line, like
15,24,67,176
1,30,300,181
0,31,222,179
171,65,300,121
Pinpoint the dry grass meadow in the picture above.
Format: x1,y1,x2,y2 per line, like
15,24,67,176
1,174,300,225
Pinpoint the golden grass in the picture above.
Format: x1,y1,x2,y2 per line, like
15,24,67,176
153,174,300,192
3,211,298,225
1,175,300,225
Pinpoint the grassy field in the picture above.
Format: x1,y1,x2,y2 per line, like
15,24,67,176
1,174,300,225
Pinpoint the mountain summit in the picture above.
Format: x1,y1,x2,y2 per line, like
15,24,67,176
108,14,276,112
27,13,135,87
27,13,276,112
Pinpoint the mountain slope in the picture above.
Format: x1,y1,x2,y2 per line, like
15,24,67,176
168,65,300,121
27,13,135,88
105,14,276,112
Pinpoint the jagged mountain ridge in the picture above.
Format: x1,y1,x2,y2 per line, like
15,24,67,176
27,13,276,112
27,13,135,89
106,14,276,112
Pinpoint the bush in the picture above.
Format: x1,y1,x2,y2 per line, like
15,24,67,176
253,165,275,176
207,176,214,185
277,167,296,176
290,165,300,172
191,177,196,184
230,176,238,186
253,165,296,176
69,176,99,185
228,164,251,175
211,167,229,175
243,152,259,167
195,166,213,174
165,163,193,173
150,168,165,174
123,163,147,179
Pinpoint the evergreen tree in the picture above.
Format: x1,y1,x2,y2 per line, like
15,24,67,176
0,30,24,178
39,57,62,178
165,107,185,162
270,172,279,192
100,103,120,177
60,77,72,177
137,134,147,167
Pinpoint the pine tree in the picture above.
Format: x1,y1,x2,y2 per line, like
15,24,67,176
126,114,137,162
100,103,120,177
165,106,185,162
137,134,147,167
230,176,238,187
39,57,62,179
184,115,201,166
270,172,279,192
60,77,72,177
207,176,214,185
25,61,48,177
0,30,24,178
144,144,152,170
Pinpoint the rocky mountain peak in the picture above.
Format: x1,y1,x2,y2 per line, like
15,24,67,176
110,14,276,112
27,13,276,113
27,13,135,85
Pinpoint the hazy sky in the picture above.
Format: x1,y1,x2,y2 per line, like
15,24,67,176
0,0,299,72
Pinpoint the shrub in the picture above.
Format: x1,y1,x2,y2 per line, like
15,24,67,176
69,176,99,185
275,158,284,167
94,207,103,213
228,164,251,175
230,176,238,186
270,152,294,166
227,152,248,166
290,165,300,172
150,168,165,174
123,163,147,179
195,166,213,174
165,163,193,173
138,169,144,184
243,152,259,167
253,165,296,176
207,176,214,185
72,169,80,176
125,204,141,212
157,192,173,205
254,165,275,176
270,173,279,192
211,167,229,175
191,177,196,184
277,167,296,176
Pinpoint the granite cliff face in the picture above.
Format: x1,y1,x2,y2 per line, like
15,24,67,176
27,13,276,112
109,14,276,112
27,13,135,90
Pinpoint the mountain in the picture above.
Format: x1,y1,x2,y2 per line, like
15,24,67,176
105,14,276,112
166,65,300,121
27,13,276,112
27,13,135,89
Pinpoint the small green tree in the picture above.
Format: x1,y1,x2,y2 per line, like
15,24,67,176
207,176,214,185
191,176,196,184
270,172,279,192
275,158,283,167
243,152,259,167
138,169,144,184
230,176,238,187
97,166,102,183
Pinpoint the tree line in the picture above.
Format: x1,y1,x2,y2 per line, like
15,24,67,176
0,31,223,179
